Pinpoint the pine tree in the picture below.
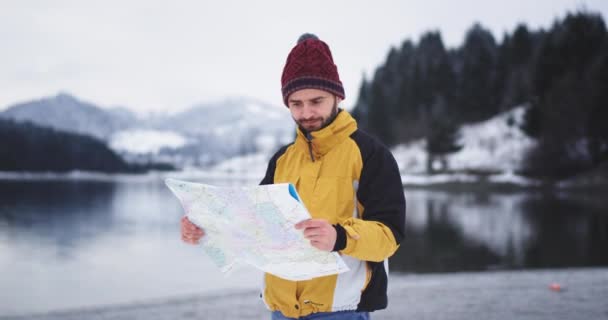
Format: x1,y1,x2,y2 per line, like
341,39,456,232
425,118,463,173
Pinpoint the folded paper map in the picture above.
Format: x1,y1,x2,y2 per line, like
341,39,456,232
165,178,349,281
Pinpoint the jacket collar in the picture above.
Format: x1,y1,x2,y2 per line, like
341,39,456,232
295,109,358,159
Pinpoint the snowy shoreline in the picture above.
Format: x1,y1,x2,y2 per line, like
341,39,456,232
1,169,605,190
4,267,607,320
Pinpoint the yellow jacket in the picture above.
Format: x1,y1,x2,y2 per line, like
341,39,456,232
260,110,406,318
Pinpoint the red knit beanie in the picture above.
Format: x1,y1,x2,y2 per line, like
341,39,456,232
281,33,345,106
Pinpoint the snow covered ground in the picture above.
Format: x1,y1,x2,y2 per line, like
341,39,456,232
5,268,606,320
391,107,538,186
110,129,190,155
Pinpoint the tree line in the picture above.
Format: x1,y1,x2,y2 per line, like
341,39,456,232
0,119,173,173
352,11,608,178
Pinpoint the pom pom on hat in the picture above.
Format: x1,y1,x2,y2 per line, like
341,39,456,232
281,33,345,106
297,33,319,43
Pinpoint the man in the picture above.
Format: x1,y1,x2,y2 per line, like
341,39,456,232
181,33,406,320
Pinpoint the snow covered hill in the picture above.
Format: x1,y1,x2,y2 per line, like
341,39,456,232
0,92,136,140
159,97,292,136
392,106,536,175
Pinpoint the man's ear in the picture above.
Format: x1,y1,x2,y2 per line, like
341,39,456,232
335,96,343,106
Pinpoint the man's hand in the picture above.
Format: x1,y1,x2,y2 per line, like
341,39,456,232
181,216,205,245
295,219,336,251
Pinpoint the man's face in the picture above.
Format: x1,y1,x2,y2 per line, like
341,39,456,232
287,88,339,132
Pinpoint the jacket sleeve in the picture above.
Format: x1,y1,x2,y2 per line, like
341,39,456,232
259,144,292,185
336,133,406,262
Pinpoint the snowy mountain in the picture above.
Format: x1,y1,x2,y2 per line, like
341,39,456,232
131,97,294,167
106,106,140,126
1,93,294,168
158,97,292,136
0,92,137,140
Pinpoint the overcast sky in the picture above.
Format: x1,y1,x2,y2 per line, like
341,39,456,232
1,0,607,114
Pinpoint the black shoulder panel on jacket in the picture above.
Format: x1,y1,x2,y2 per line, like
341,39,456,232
349,129,406,245
259,143,293,185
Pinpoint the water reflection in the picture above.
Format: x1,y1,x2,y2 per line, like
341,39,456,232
520,193,608,268
390,189,608,273
0,179,248,316
0,179,607,315
0,181,119,259
0,180,186,258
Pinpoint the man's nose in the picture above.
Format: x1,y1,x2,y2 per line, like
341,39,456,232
300,105,314,119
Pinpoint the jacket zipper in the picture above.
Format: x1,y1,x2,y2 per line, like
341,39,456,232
305,132,315,162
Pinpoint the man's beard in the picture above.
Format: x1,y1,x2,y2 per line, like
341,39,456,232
296,98,339,133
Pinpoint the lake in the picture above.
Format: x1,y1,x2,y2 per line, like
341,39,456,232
0,175,606,317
